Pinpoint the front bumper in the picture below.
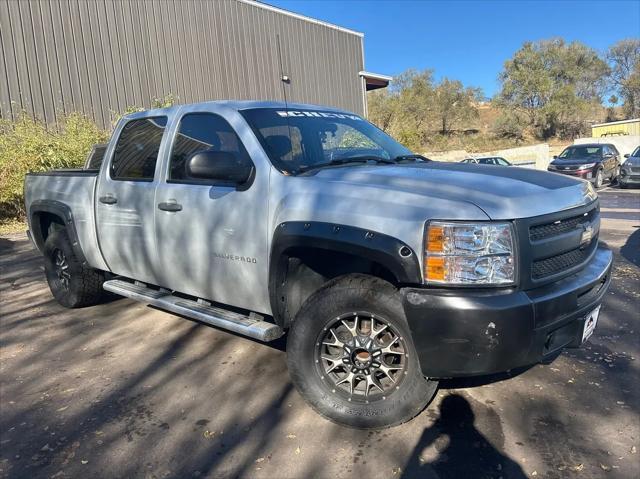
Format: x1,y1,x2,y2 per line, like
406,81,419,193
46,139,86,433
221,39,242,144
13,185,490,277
401,245,613,378
619,170,640,185
549,169,593,181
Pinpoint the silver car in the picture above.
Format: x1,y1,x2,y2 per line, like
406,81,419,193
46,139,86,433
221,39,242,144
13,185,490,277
620,146,640,188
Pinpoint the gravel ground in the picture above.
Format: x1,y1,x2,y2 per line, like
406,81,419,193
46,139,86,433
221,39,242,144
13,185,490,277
1,188,638,479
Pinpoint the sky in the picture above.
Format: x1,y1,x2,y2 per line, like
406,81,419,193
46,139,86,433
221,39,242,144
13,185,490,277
268,0,640,98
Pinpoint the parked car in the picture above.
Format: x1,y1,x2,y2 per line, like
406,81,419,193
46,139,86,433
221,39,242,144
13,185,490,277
461,156,512,166
24,101,611,429
620,146,640,188
548,143,621,188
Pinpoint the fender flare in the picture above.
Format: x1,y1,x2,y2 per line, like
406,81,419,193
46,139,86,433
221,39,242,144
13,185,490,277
268,221,422,326
29,199,89,266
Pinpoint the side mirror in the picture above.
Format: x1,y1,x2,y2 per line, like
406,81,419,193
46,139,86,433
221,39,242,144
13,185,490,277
186,150,253,184
553,155,558,159
624,153,630,158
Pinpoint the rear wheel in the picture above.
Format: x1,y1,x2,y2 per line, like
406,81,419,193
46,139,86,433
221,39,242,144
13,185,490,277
43,229,105,308
594,168,604,189
611,166,620,184
287,274,438,429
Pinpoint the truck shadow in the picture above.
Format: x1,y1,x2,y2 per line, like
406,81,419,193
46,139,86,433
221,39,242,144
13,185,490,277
402,394,527,479
440,365,536,389
620,227,639,267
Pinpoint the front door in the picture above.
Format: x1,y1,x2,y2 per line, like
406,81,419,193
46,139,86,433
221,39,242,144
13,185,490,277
154,109,270,314
95,115,168,284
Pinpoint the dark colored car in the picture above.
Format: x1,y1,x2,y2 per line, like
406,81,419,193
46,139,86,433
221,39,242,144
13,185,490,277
548,143,620,188
620,146,640,188
461,156,512,166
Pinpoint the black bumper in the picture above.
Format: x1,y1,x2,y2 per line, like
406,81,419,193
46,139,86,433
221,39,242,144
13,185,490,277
402,245,613,378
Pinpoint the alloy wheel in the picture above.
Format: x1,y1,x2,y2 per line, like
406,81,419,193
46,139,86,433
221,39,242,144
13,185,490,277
53,249,71,291
315,312,408,403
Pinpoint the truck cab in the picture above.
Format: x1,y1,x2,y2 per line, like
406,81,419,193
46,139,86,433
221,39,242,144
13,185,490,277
24,101,612,428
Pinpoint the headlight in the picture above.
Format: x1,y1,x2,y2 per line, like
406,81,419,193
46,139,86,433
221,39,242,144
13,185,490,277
424,221,516,285
577,163,596,169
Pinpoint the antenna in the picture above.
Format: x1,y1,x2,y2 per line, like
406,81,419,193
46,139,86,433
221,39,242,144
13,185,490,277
276,34,295,173
276,34,290,108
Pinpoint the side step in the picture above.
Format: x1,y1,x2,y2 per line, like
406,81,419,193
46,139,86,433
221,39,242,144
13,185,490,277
103,279,284,342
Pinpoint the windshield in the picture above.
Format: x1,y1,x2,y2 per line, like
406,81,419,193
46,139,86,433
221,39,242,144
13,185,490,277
631,146,640,158
559,146,602,159
240,108,412,173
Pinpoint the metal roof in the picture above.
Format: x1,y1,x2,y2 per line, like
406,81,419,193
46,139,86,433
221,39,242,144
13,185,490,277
243,0,364,37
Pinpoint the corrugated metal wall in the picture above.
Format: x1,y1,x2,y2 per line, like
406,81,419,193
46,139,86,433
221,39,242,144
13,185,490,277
591,120,640,138
0,0,365,128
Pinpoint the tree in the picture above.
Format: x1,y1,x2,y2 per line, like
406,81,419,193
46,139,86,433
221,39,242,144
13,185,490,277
433,78,482,134
497,39,609,139
492,109,526,141
607,39,640,118
367,90,395,132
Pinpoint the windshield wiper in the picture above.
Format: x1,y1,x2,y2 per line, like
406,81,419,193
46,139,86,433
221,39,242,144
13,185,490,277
392,154,431,163
295,156,396,175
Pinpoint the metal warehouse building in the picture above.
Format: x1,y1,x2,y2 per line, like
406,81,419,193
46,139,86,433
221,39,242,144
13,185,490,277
0,0,390,128
591,118,640,138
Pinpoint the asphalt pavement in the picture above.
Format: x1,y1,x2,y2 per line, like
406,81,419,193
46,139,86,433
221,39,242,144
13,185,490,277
1,188,638,479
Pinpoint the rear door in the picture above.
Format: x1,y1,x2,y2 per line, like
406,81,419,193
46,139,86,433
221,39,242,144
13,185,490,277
95,115,168,284
153,107,271,314
603,145,615,175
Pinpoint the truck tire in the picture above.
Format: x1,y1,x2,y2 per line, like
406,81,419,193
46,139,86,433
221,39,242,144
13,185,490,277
287,274,438,429
43,229,105,308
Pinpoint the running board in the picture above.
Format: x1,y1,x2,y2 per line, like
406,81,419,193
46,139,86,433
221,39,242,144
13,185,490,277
103,279,283,342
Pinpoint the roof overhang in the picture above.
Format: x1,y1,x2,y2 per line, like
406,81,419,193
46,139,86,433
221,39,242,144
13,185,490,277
591,118,639,128
359,71,393,91
243,1,364,37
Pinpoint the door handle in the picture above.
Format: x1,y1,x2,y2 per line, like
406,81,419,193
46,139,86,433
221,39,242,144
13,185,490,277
158,201,182,212
99,194,117,205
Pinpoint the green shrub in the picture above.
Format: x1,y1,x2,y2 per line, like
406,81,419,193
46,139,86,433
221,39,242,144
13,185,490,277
0,113,108,220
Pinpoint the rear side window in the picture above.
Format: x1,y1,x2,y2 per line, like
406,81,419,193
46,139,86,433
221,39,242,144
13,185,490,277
169,112,251,181
84,144,107,170
110,117,167,181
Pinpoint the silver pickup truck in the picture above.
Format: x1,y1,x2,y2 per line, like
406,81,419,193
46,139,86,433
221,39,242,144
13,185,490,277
24,101,612,428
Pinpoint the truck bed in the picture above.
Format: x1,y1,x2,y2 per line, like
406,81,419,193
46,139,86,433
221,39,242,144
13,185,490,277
24,169,108,271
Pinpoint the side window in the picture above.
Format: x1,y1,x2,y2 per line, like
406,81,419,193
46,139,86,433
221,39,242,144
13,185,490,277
169,113,252,181
110,117,167,181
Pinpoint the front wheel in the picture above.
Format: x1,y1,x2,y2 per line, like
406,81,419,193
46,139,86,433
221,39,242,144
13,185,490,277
287,274,438,429
594,168,604,189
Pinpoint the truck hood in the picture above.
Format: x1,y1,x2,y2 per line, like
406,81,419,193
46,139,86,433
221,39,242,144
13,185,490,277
311,162,597,220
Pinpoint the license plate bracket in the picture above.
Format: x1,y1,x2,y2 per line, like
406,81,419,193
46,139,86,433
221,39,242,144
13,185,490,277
582,305,601,343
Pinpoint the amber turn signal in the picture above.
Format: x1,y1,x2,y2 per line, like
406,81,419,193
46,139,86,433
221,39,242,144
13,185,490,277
425,256,446,282
426,225,445,253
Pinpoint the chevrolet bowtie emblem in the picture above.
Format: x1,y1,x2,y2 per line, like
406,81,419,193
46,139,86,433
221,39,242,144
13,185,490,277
580,224,593,247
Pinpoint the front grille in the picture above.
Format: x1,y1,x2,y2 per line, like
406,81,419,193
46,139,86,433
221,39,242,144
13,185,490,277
529,208,597,241
517,201,600,288
532,248,590,279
